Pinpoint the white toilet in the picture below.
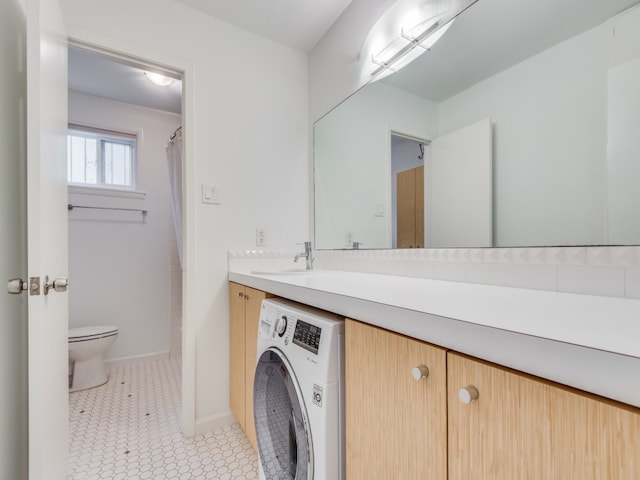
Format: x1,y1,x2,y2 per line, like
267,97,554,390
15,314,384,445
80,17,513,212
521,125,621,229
68,326,119,392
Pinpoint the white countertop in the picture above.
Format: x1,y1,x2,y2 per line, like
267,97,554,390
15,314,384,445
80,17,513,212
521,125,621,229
229,268,640,408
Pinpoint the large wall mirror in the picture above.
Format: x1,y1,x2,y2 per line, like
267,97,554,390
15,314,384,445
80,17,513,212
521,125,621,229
314,0,640,249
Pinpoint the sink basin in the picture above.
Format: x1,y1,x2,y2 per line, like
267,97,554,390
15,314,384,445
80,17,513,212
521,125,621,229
250,268,321,276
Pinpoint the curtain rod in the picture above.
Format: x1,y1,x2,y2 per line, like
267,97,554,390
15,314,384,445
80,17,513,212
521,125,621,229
67,204,148,215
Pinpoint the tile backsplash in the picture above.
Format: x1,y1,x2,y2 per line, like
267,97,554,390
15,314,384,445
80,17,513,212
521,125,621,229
228,246,640,300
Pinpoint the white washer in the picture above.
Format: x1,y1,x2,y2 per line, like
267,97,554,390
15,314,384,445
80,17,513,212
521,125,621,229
254,298,345,480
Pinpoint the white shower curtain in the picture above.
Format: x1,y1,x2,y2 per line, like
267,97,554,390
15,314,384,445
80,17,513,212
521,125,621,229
167,127,183,268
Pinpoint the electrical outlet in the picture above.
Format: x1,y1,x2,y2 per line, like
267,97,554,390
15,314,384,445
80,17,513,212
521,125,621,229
256,228,266,247
346,232,353,245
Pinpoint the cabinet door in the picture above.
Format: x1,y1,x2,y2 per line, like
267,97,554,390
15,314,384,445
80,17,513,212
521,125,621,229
229,282,247,431
244,287,270,451
345,319,447,480
448,352,640,480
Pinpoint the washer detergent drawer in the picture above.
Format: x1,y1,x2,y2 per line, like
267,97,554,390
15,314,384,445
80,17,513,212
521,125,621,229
254,348,312,480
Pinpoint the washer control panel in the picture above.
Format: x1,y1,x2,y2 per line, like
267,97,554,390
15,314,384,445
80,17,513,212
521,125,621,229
293,320,322,355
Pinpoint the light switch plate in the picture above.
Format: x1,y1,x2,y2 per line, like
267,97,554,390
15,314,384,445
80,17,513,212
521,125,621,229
373,203,385,217
201,184,220,204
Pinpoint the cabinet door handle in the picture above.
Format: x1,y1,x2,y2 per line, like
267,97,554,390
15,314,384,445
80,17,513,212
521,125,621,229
237,292,244,299
411,365,429,381
458,385,479,404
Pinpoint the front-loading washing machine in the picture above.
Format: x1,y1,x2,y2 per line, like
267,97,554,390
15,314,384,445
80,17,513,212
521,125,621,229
253,298,345,480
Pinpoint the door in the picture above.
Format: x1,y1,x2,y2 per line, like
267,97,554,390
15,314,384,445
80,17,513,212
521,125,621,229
427,118,492,247
448,352,640,479
244,287,269,451
27,0,69,478
345,319,447,480
229,283,247,433
229,283,271,451
254,348,312,479
1,0,29,478
448,353,553,479
397,166,424,248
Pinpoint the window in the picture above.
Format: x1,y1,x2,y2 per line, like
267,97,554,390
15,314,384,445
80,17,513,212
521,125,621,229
67,125,137,189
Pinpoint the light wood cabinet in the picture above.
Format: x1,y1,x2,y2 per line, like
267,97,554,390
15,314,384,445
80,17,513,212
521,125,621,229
346,320,640,480
397,165,424,248
447,352,640,480
345,319,447,480
229,282,273,451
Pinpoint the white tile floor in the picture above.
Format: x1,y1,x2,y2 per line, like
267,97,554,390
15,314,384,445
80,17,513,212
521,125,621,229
68,357,259,480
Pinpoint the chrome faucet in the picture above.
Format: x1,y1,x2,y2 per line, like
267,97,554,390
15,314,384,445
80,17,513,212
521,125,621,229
294,241,314,270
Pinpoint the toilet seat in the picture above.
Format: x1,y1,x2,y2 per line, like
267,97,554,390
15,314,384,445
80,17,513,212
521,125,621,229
69,326,119,343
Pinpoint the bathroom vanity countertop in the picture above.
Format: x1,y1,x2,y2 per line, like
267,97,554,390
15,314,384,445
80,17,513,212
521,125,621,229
229,268,640,408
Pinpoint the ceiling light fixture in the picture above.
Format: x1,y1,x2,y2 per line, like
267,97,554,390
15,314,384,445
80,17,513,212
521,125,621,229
370,16,453,78
145,71,175,87
362,0,478,82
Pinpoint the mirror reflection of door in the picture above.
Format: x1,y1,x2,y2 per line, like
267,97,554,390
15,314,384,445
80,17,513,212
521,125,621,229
392,134,427,248
428,118,493,248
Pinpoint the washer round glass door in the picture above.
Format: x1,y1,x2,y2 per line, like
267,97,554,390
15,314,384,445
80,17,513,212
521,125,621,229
254,348,312,480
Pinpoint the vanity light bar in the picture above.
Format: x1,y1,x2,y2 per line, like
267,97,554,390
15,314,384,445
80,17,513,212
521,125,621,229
370,56,399,74
400,22,440,50
401,22,441,49
371,20,440,77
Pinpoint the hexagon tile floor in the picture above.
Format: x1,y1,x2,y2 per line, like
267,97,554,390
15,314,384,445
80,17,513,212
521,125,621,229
68,357,259,479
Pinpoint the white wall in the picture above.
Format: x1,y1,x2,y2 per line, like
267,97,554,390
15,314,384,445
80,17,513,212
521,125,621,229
314,82,437,249
607,6,640,245
60,0,309,433
436,6,640,247
68,91,181,361
437,25,608,247
608,57,640,244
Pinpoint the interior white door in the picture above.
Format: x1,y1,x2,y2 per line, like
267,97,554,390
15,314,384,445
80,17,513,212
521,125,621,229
426,118,493,248
0,0,29,478
27,0,69,478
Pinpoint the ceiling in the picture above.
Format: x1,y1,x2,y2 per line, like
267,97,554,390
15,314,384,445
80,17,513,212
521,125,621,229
384,0,640,101
68,0,353,114
68,46,183,114
171,0,353,52
70,0,640,115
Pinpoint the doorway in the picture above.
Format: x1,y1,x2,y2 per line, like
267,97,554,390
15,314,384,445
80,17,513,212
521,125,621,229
391,133,429,248
66,42,186,468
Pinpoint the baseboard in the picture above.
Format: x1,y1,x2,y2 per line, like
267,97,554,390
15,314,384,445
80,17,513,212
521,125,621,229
194,411,237,436
105,350,170,368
